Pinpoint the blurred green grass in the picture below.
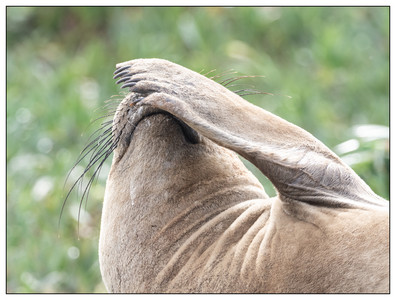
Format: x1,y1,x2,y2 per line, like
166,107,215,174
6,7,389,293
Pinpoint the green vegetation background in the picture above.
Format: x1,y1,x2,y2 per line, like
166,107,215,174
6,7,389,293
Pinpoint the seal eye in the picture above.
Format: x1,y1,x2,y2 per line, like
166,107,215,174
172,117,200,144
129,111,201,145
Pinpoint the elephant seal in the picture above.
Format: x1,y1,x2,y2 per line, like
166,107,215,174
95,59,389,293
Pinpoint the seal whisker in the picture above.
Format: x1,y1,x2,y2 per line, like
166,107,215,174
61,110,120,232
106,94,126,101
227,83,255,89
62,131,119,233
201,69,217,76
209,69,237,80
84,136,114,175
90,114,117,124
63,130,112,206
77,141,117,231
102,102,121,109
63,124,112,192
73,119,121,179
221,75,265,87
233,89,274,97
95,97,123,111
76,123,114,163
86,131,115,164
101,102,123,111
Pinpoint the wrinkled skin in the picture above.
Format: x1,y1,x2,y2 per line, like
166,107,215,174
99,59,389,293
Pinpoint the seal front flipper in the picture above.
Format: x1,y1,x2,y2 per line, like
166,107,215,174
116,59,387,210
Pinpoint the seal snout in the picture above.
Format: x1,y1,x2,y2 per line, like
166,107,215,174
112,64,200,153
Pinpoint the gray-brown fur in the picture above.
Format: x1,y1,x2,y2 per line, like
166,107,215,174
98,59,389,293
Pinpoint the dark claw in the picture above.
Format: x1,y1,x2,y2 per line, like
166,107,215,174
113,71,129,80
115,76,131,84
121,82,137,89
113,65,130,75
